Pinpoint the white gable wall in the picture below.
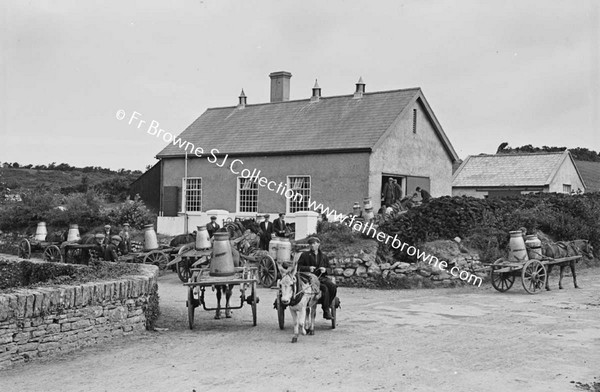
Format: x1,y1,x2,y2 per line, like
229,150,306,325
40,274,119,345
368,98,453,209
548,158,585,193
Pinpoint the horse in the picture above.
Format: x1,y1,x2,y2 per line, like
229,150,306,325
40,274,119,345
277,262,321,343
543,240,594,291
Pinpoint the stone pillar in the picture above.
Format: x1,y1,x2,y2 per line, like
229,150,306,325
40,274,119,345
294,211,318,241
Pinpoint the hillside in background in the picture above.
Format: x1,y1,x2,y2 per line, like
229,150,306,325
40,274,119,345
0,166,141,202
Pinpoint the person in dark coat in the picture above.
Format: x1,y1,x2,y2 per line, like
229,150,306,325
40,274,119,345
392,178,403,201
206,216,220,238
259,214,274,250
382,178,396,206
415,187,432,202
297,237,337,320
273,213,287,238
104,235,122,262
102,224,112,246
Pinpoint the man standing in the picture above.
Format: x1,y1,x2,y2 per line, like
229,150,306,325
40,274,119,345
206,216,220,238
102,224,112,246
392,178,403,202
297,237,337,320
259,214,274,250
382,178,396,207
273,213,287,238
415,187,432,202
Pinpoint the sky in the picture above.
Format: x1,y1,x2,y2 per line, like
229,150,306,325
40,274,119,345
1,0,599,171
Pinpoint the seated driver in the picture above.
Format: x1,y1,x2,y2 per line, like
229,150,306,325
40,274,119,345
297,237,337,320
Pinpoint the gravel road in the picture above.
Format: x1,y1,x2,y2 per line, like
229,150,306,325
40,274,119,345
1,267,598,392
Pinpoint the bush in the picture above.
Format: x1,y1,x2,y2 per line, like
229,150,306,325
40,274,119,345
105,195,156,229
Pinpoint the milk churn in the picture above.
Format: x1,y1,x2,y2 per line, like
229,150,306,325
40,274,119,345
525,234,543,260
35,222,47,241
276,237,292,263
143,224,159,251
363,197,372,210
67,224,80,242
195,226,211,250
508,230,529,262
209,232,235,276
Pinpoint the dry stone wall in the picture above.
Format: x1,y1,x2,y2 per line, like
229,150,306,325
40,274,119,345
0,264,158,370
326,240,488,288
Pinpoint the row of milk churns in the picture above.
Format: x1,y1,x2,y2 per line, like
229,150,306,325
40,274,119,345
35,222,81,242
508,230,543,262
269,237,292,263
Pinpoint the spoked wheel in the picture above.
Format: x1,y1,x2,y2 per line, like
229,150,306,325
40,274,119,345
276,292,285,330
251,281,257,327
187,287,197,330
43,245,63,263
258,254,277,288
490,258,515,292
331,297,340,329
522,259,547,294
144,250,169,270
176,245,194,282
18,239,31,259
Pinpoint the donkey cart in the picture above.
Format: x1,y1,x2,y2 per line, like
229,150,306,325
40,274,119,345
184,261,259,330
488,255,582,294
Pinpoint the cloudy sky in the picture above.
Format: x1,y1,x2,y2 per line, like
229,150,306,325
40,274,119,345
1,0,598,171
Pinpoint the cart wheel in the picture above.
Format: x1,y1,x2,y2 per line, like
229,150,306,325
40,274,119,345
331,297,339,329
276,291,285,330
43,245,63,263
187,287,195,330
144,251,169,270
18,239,31,259
251,281,257,327
176,245,193,282
258,254,277,288
522,259,547,294
490,258,515,292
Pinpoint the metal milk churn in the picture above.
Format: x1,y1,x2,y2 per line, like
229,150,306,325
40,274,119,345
508,230,529,262
525,234,543,260
209,232,235,276
195,226,211,250
143,224,159,251
35,222,48,241
67,224,80,242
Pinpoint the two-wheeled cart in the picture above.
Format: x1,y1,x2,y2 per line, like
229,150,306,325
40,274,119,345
184,257,259,329
487,255,582,294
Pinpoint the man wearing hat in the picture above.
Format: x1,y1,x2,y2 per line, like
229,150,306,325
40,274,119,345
102,225,112,246
259,214,273,250
298,237,337,320
273,213,287,238
206,216,220,238
104,235,122,262
118,223,131,254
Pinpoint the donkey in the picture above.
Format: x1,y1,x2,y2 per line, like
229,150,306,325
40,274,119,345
543,240,594,291
278,262,321,343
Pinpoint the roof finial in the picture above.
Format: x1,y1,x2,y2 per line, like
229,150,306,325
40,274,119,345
354,76,365,98
311,78,321,102
238,89,247,108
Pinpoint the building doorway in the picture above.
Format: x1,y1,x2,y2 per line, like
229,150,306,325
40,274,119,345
381,175,406,207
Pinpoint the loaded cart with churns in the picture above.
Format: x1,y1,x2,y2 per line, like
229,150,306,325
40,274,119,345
487,230,585,294
183,231,259,329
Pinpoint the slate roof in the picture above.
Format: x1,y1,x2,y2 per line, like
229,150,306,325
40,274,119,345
452,151,579,187
156,88,458,160
574,160,600,192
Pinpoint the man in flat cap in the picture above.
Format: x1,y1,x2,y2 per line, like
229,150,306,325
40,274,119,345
104,235,122,262
273,213,287,238
297,237,337,320
206,216,220,238
102,224,112,246
259,214,274,250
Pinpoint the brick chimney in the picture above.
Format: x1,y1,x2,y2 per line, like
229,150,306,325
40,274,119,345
269,71,292,102
353,76,365,99
311,79,321,102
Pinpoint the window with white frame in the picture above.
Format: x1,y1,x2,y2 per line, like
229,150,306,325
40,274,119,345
183,177,202,212
287,176,310,213
238,177,258,213
563,184,572,194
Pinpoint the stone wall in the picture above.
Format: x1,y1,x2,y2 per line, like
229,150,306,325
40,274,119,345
0,264,158,370
327,239,488,288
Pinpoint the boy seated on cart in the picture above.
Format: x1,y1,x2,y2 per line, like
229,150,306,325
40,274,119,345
104,235,122,262
297,237,337,320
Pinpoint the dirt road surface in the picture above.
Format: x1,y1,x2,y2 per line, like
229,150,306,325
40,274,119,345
1,267,599,392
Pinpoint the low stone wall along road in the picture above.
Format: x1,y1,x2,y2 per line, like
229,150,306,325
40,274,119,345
0,267,599,392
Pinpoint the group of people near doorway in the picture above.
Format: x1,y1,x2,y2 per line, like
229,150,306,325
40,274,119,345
380,177,432,214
